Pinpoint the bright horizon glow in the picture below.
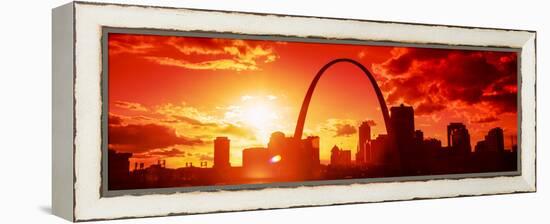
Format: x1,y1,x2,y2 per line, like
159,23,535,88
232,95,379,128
226,95,284,145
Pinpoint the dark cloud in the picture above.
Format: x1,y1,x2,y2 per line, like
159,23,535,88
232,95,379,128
334,124,357,137
415,100,446,115
384,48,450,75
384,75,427,104
109,123,203,153
481,92,517,113
109,114,123,125
322,120,359,137
379,48,517,115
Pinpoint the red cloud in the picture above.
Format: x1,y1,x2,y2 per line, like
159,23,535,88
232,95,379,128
377,48,517,115
108,114,123,125
415,99,446,115
473,115,500,124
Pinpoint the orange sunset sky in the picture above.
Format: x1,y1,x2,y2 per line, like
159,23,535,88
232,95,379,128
107,33,518,169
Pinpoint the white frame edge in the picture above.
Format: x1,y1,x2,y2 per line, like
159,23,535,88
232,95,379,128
63,2,536,221
52,2,75,222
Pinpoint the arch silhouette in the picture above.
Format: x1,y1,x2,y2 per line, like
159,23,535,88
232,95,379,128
293,58,391,140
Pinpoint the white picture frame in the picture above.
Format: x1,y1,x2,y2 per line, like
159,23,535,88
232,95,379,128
52,1,536,221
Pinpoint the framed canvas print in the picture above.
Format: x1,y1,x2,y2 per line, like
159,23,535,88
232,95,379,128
52,1,536,222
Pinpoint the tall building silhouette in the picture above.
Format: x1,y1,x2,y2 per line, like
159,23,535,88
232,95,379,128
475,127,504,153
330,145,351,167
214,137,231,169
370,134,390,165
356,121,372,164
415,130,424,144
390,104,415,172
268,131,286,159
241,132,322,180
302,136,321,168
486,127,504,153
108,149,132,190
390,104,415,145
267,131,294,178
447,123,471,154
474,140,487,153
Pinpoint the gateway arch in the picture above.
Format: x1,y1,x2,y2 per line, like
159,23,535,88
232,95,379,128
293,58,392,140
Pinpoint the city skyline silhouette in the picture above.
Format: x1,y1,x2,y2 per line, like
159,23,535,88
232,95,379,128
107,33,518,190
109,103,517,189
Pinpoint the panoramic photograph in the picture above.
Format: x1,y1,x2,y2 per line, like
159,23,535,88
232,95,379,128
106,32,519,190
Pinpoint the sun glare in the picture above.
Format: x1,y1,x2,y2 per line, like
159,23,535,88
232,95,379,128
242,101,279,143
226,95,283,145
243,103,275,127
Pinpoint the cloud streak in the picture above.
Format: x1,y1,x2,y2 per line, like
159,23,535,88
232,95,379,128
109,34,278,72
144,57,260,71
114,101,148,112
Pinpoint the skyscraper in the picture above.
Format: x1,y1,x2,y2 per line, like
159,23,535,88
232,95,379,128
474,140,487,153
390,104,415,167
479,127,504,153
214,136,231,169
390,104,415,142
390,104,415,173
370,134,388,165
415,130,424,144
268,131,286,158
330,145,351,167
266,131,318,180
447,123,471,154
303,136,320,166
356,121,372,164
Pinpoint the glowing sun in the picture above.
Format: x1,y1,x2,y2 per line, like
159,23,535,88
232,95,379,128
226,95,285,144
242,99,279,143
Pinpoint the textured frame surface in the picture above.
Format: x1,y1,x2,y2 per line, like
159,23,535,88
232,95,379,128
66,1,536,221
